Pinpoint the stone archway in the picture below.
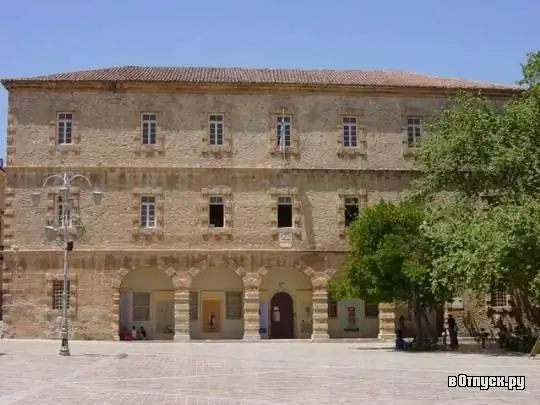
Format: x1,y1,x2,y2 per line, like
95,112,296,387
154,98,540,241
113,267,176,340
112,266,180,341
259,266,313,339
189,267,245,339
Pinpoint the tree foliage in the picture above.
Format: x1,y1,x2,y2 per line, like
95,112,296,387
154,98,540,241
333,200,450,344
416,51,540,325
337,51,540,338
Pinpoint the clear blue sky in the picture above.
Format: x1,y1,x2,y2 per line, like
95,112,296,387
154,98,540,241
1,0,538,159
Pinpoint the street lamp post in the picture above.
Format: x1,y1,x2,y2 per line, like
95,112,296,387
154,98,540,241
31,171,102,356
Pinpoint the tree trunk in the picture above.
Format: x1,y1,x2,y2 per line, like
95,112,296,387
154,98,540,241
411,289,427,350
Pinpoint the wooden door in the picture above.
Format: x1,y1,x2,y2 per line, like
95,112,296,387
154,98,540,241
270,292,294,339
202,300,221,334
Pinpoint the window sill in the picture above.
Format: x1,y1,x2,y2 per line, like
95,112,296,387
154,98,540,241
132,228,164,241
271,227,301,237
135,145,165,156
269,147,300,156
201,227,233,240
50,144,81,155
403,146,420,157
201,145,232,155
337,146,366,157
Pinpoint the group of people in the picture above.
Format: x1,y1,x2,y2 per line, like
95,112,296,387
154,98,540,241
130,325,148,340
395,314,459,351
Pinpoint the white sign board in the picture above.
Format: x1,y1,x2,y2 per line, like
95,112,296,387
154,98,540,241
279,231,293,248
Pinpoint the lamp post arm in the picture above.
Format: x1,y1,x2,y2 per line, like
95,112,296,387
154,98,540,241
67,174,93,188
41,174,66,189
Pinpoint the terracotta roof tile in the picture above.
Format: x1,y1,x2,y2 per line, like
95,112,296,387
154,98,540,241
1,66,521,91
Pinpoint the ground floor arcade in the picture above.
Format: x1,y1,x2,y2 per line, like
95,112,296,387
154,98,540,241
1,250,442,340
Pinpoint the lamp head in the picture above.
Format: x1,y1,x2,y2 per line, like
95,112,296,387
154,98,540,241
31,192,41,207
92,190,103,206
44,225,58,242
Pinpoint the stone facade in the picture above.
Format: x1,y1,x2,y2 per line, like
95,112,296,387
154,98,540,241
0,74,517,340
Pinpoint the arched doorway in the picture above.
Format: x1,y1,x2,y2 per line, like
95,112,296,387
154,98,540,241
118,268,175,341
270,292,294,339
260,267,313,339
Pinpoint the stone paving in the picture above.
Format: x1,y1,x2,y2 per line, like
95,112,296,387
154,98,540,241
0,340,538,405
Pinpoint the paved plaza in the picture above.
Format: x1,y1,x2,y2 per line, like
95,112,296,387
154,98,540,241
0,340,538,405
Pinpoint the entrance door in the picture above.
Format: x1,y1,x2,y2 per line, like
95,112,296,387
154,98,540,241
270,292,294,339
154,300,174,340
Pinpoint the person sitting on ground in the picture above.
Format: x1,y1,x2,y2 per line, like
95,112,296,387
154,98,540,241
140,326,147,340
131,325,138,340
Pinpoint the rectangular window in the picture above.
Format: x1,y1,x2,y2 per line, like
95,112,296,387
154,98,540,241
277,196,293,228
364,302,379,318
140,196,156,228
189,291,198,320
344,197,359,227
141,113,157,145
276,115,292,148
407,117,422,147
490,288,508,308
57,113,73,145
208,114,224,145
342,116,358,147
132,292,151,322
208,196,225,228
226,291,243,319
327,299,338,318
52,280,70,310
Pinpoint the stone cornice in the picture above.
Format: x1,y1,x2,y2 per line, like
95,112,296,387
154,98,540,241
4,166,418,190
3,80,520,99
3,249,348,274
5,165,421,174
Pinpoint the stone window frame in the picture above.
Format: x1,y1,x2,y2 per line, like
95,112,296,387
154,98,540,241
200,113,232,156
327,298,338,318
134,111,165,157
268,108,300,156
140,113,158,146
336,109,367,157
337,188,367,238
225,291,243,320
400,107,430,156
45,272,77,318
268,187,302,239
199,186,233,240
131,187,164,241
48,111,81,156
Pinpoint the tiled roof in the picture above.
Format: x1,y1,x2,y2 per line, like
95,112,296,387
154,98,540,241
1,66,521,91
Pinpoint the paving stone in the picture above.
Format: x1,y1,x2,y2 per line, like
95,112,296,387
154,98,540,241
0,340,538,404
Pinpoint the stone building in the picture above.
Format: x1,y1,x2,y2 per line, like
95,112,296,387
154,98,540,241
0,67,518,341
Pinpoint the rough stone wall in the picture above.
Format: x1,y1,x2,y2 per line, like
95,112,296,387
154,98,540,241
2,86,501,339
2,250,343,339
6,90,450,169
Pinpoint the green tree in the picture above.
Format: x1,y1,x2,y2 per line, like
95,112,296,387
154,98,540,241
416,51,540,327
333,200,451,348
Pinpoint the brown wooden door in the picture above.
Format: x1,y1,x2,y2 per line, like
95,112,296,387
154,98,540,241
270,292,294,339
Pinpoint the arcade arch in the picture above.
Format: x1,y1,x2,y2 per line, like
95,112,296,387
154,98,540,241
189,267,244,339
117,268,175,340
259,267,313,339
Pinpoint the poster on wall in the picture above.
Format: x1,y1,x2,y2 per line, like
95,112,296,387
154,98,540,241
343,302,359,332
202,300,221,334
259,301,268,334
